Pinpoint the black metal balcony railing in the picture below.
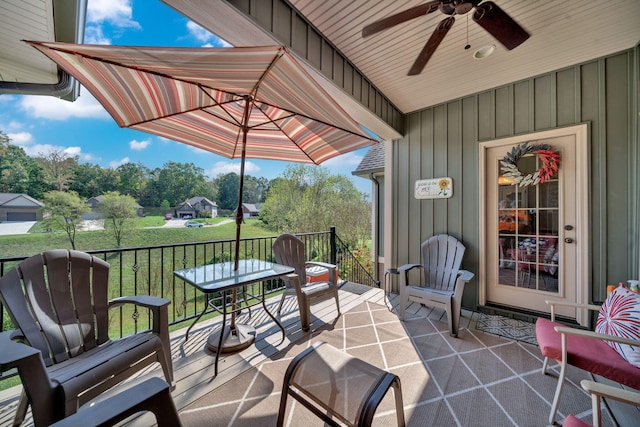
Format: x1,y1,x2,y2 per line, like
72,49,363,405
0,228,378,341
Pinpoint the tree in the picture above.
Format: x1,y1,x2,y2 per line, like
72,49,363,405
216,172,240,210
99,191,139,248
242,175,269,203
0,132,49,198
42,191,90,250
69,163,104,199
260,165,371,247
35,149,78,191
154,162,210,206
117,162,150,200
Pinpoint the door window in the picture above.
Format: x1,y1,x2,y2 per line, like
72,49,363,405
497,153,560,292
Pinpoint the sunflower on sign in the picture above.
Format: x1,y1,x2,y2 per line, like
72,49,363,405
500,142,561,187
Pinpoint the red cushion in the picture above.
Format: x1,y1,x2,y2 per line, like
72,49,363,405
562,415,591,427
536,317,640,389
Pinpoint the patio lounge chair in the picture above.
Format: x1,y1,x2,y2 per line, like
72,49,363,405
272,234,340,331
536,295,640,424
563,380,640,427
0,249,174,426
397,234,474,337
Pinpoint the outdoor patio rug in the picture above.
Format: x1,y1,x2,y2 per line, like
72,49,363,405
178,301,612,427
338,281,373,295
474,313,538,346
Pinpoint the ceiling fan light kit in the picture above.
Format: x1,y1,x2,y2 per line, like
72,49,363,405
362,0,529,75
473,44,495,59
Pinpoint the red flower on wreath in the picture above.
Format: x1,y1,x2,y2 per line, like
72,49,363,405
536,149,561,183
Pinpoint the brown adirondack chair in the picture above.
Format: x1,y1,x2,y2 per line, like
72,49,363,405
398,234,474,337
272,234,340,331
0,249,174,426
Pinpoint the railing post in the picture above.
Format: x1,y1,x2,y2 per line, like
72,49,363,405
330,226,337,265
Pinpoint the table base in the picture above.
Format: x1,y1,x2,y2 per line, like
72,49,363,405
207,323,256,353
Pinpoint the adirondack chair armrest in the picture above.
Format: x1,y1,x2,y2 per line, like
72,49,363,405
109,296,171,368
398,263,423,273
453,270,474,300
457,270,474,282
305,261,338,283
9,329,26,342
0,330,42,370
284,273,303,292
398,264,423,288
109,296,170,332
545,299,601,321
110,295,170,309
305,261,337,269
0,331,59,426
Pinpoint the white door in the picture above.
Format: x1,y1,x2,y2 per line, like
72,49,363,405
480,126,589,324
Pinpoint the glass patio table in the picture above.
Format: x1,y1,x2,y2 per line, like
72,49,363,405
174,259,294,376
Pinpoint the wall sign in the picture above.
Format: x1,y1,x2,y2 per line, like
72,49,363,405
414,177,453,199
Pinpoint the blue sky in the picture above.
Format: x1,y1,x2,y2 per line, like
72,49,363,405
0,0,372,195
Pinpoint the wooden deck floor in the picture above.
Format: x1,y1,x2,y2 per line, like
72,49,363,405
0,282,483,426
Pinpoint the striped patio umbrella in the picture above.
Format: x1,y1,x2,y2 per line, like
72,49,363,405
27,42,378,269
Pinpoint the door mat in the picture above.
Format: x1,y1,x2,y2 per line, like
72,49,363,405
338,281,372,295
475,313,538,345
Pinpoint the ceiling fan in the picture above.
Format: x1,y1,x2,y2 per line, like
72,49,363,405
362,1,530,76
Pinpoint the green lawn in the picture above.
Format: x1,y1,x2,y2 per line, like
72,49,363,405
0,216,278,391
0,216,272,257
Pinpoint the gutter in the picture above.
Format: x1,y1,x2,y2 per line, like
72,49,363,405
0,70,77,101
369,172,380,282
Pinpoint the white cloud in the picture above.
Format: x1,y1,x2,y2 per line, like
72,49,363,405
5,122,96,162
109,157,130,169
87,0,140,29
85,0,140,45
322,152,363,168
186,21,232,47
210,161,260,176
130,139,151,150
64,146,83,157
84,26,111,45
19,92,109,121
6,131,33,145
18,143,85,159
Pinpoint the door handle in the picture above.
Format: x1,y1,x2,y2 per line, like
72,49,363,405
564,238,574,244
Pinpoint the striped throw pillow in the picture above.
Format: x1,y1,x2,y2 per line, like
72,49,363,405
595,286,640,368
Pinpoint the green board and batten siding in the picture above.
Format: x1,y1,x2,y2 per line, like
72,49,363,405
391,46,640,309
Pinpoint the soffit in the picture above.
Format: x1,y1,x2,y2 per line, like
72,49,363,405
0,0,85,99
290,0,640,113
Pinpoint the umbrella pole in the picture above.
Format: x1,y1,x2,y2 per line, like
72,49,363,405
208,97,255,354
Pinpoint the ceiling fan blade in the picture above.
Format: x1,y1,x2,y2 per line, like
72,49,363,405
408,16,454,76
362,1,440,38
472,1,530,50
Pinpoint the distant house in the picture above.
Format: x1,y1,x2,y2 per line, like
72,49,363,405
176,197,218,219
0,193,44,221
85,195,144,219
241,203,261,219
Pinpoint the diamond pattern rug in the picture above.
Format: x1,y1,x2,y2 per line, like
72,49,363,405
474,313,538,345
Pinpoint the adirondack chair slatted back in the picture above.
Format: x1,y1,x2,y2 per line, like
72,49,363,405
0,250,110,366
273,234,308,284
421,234,465,292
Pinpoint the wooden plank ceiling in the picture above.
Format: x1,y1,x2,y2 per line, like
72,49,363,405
290,0,640,113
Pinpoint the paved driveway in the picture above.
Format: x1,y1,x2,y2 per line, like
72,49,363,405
0,221,36,235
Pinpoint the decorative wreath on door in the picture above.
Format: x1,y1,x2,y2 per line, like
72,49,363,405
500,142,561,186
